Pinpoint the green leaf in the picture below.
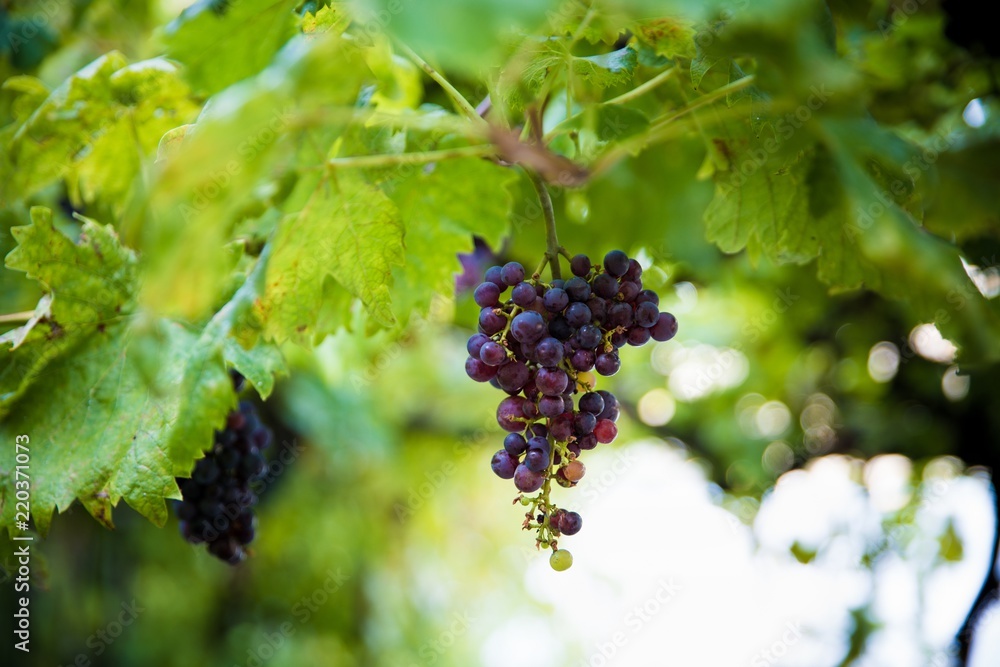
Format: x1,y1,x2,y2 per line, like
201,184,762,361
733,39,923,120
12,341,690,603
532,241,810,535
301,4,350,34
1,207,135,416
3,55,198,212
572,46,638,88
388,158,516,320
350,0,558,74
260,170,404,341
0,208,284,533
141,32,365,321
163,0,300,96
632,17,696,60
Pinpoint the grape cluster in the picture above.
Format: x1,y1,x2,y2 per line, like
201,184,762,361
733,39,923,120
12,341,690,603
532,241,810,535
175,399,272,564
465,250,677,569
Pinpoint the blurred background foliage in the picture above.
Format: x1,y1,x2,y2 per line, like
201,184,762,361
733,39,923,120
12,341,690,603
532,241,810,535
2,0,1000,665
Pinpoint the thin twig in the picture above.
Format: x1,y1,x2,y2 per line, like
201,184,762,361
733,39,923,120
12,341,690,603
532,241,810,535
322,144,495,170
396,42,486,126
544,66,679,143
0,311,35,324
590,75,757,178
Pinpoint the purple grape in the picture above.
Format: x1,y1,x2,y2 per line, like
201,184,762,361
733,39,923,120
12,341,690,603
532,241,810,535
511,311,546,343
480,341,508,366
497,396,527,432
538,395,565,417
625,259,642,281
565,277,591,302
610,331,627,348
504,433,528,457
577,434,597,450
522,400,540,419
479,308,506,335
570,349,595,371
512,282,536,307
607,302,633,328
559,511,583,535
492,450,518,479
595,353,620,376
528,424,549,439
570,254,591,277
535,368,569,396
635,289,659,306
474,282,501,307
618,280,640,302
485,265,504,288
525,448,549,473
592,273,618,299
586,296,608,322
574,412,597,435
550,415,574,441
527,435,550,452
501,261,525,286
465,357,497,382
497,361,531,392
548,316,573,341
604,250,630,277
565,302,592,327
514,464,545,492
650,312,678,341
575,324,602,349
567,442,582,457
536,337,564,367
627,326,651,346
578,392,605,415
596,391,618,422
551,279,565,289
634,301,659,327
193,458,220,484
543,287,570,312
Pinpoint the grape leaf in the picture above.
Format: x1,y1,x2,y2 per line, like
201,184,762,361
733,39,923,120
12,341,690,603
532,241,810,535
301,4,350,34
163,0,300,96
572,46,638,88
141,33,366,321
701,97,1000,362
259,170,404,341
2,55,198,212
632,17,696,60
387,158,516,320
0,207,284,533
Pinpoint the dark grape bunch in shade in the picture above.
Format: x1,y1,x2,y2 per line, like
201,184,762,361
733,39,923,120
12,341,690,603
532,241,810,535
466,250,678,570
174,382,272,564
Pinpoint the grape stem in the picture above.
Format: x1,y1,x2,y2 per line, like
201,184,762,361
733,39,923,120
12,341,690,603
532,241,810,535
526,169,562,280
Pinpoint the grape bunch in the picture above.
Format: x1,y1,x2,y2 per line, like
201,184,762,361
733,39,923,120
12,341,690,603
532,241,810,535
465,250,677,570
175,398,272,564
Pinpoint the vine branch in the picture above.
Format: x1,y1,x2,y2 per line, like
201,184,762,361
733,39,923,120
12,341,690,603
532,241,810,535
321,144,495,170
526,169,561,280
